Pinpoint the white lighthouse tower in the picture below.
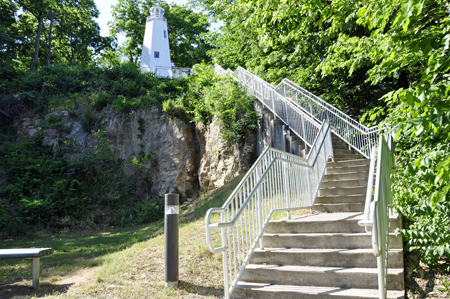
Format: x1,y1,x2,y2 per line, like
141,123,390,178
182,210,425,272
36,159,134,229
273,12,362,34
140,7,172,77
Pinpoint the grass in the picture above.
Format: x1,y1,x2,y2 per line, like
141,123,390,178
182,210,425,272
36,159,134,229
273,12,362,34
0,223,165,284
0,173,313,298
0,175,245,298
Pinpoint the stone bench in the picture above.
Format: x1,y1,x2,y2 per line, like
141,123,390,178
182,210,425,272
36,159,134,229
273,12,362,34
0,248,53,287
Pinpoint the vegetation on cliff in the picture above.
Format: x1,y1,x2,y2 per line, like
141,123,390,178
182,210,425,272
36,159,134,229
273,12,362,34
0,60,257,237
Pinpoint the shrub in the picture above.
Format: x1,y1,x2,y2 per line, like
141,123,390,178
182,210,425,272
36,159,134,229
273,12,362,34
79,105,98,133
164,62,259,146
0,131,163,237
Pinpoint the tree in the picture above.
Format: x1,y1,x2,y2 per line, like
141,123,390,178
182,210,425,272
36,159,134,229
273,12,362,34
50,0,114,64
193,0,397,118
0,0,18,62
17,0,50,72
195,0,450,266
4,0,111,72
110,0,212,67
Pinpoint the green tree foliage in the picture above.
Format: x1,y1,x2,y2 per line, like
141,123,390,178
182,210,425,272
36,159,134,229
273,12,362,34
1,0,111,74
163,62,259,146
315,0,450,267
110,0,212,67
194,0,450,266
193,0,396,118
0,0,19,64
49,0,113,65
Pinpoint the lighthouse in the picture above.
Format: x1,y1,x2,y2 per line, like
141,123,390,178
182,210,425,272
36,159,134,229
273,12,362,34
140,7,172,77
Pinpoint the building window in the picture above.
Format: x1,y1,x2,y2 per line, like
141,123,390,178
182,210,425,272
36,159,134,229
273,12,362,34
154,51,159,58
164,30,166,38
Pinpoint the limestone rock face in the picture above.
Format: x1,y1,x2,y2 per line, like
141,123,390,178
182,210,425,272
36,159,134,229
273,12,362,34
19,107,257,197
196,118,256,191
103,107,199,196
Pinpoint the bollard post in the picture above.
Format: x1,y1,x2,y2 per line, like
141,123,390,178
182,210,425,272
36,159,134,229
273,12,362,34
165,193,179,289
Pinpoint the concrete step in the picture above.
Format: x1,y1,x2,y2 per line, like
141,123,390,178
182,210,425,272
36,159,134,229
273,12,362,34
233,282,405,299
319,186,367,196
332,143,352,149
265,213,402,234
334,154,366,160
314,203,365,213
331,142,351,149
323,171,370,181
328,159,370,168
333,149,360,155
240,264,404,290
315,194,366,204
320,178,368,189
326,164,370,174
263,232,403,249
250,248,404,268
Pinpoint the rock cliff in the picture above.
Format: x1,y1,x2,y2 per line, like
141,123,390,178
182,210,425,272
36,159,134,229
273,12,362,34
20,107,257,197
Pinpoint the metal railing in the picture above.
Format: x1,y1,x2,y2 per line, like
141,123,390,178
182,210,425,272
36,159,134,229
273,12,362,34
216,64,380,157
215,65,321,147
205,122,333,299
358,135,395,299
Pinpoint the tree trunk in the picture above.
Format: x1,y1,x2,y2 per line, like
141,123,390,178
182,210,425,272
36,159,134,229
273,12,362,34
47,11,54,66
32,14,44,72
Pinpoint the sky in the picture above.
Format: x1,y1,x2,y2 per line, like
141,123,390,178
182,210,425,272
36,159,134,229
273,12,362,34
93,0,195,44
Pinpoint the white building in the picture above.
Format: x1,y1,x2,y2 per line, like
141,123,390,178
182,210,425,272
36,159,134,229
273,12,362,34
140,6,191,78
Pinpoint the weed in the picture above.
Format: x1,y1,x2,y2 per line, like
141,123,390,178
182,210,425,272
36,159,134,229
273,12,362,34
438,279,450,293
79,105,98,133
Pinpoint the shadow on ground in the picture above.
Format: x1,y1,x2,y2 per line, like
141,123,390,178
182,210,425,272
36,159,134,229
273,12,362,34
179,280,224,297
0,282,73,299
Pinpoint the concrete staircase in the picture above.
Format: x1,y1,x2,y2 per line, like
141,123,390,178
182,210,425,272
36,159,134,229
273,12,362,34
232,135,405,299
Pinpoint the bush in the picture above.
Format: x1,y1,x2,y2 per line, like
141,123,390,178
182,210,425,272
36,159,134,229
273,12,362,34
391,133,450,268
79,105,98,133
14,63,188,114
0,131,163,237
163,62,259,146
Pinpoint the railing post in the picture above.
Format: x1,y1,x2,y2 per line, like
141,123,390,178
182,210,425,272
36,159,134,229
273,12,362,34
257,163,264,250
301,114,308,150
307,166,312,205
283,162,291,220
271,91,275,112
262,85,265,106
285,100,290,124
221,211,230,299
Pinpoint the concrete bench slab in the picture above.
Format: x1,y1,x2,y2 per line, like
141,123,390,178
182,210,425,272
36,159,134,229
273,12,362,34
0,248,53,288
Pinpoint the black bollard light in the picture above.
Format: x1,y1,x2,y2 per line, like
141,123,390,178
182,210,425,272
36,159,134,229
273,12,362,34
165,193,179,289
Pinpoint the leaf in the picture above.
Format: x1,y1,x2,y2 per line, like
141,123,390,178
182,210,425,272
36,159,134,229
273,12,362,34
392,122,403,140
437,156,450,170
430,185,450,207
414,157,422,168
405,89,416,106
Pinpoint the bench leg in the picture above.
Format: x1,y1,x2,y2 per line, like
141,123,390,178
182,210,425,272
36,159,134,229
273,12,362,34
32,257,40,288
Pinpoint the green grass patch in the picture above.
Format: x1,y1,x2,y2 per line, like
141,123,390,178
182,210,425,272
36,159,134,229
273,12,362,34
0,174,244,298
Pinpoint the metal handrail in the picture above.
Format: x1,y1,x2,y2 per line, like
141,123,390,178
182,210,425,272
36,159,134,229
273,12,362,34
205,122,333,299
216,64,381,158
358,135,395,299
215,64,322,148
